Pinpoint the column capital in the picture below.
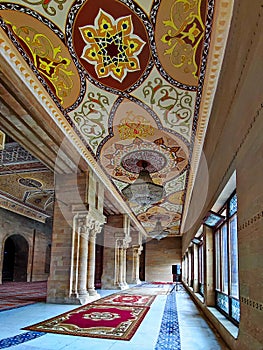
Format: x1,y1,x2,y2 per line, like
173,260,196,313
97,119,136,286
114,232,126,240
74,213,90,236
132,244,143,255
94,220,104,235
89,205,106,225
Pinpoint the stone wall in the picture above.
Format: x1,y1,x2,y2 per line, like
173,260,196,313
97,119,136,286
0,207,52,283
47,172,87,303
145,237,182,282
181,1,263,349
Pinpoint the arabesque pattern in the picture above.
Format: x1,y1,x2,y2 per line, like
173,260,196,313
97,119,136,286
0,0,232,237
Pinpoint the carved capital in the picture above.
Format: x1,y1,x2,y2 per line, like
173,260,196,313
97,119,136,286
75,213,89,234
132,244,143,255
94,220,103,234
86,213,95,230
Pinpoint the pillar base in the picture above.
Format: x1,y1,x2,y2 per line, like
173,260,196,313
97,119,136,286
88,289,100,297
119,282,129,290
78,292,101,305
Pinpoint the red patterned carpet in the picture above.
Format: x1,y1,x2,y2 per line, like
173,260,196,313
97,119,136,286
0,281,47,311
24,302,150,340
93,293,156,307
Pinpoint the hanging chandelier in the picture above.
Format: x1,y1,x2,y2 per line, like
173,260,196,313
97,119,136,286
121,160,164,207
148,217,169,240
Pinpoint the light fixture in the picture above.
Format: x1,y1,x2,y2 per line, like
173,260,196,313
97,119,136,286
148,217,169,240
122,160,164,207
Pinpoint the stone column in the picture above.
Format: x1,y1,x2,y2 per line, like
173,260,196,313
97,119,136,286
122,243,128,288
114,235,124,289
87,221,103,297
77,213,95,304
131,245,142,284
204,226,215,306
114,234,130,290
69,214,82,299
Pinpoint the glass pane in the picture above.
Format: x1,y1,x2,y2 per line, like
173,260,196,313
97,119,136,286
215,231,221,290
222,224,229,294
198,244,204,285
231,297,240,323
216,291,229,314
229,193,237,216
188,250,193,286
201,245,204,284
185,255,188,284
230,215,239,298
199,283,204,296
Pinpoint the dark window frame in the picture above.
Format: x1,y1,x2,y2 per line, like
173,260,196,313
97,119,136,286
214,191,240,326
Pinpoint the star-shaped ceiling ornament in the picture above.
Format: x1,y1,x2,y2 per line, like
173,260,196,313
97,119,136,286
79,9,146,82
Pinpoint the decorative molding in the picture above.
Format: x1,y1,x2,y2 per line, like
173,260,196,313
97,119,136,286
0,193,50,223
181,0,235,232
240,296,263,311
238,210,263,232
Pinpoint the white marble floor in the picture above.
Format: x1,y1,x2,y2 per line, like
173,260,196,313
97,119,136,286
0,288,230,350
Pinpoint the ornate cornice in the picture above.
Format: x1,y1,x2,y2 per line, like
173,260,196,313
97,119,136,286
0,193,50,223
181,0,235,232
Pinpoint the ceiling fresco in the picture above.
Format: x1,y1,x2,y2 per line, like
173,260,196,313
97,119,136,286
0,0,233,235
0,142,54,222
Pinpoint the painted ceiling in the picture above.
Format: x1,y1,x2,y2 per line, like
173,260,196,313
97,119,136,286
0,142,54,222
0,0,233,235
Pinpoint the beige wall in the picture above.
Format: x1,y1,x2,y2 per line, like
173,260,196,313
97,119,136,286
181,1,263,349
47,172,87,303
145,237,182,282
0,207,52,283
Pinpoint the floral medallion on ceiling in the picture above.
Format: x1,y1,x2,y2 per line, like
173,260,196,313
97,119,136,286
0,0,216,236
99,99,189,185
79,9,145,83
154,0,207,86
70,0,151,91
0,10,81,109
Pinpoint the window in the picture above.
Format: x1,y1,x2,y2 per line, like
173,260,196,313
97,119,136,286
188,248,193,287
214,192,240,325
198,237,204,296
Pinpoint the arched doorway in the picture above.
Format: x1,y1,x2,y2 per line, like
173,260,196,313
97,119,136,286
2,235,29,282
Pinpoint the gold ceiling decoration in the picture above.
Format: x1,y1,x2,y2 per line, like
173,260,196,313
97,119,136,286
0,0,235,236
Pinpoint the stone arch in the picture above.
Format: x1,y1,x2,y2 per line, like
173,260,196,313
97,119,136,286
2,234,29,282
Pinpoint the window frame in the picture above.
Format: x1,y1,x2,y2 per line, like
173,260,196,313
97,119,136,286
214,191,240,326
197,236,204,296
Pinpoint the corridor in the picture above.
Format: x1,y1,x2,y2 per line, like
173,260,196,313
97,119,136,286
0,283,229,350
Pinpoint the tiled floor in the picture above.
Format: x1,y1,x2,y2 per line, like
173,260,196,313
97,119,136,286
0,286,229,349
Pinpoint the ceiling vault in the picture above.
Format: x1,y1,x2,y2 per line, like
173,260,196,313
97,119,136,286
0,0,234,236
